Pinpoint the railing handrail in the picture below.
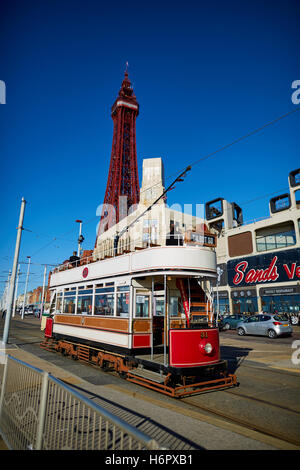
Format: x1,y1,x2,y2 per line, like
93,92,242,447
0,354,165,450
53,234,215,274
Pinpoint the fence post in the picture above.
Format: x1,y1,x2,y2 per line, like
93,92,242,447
35,371,49,450
0,355,8,426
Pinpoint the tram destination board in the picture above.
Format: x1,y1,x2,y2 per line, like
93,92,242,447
185,230,216,247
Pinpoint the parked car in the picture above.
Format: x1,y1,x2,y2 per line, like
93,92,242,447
236,314,293,339
222,314,247,330
19,304,35,316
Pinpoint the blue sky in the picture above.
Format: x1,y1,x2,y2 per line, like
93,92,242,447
0,0,299,295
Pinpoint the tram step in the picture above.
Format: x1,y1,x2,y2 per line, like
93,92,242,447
128,367,167,384
77,346,90,362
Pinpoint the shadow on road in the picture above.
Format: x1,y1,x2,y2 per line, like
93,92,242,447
60,381,205,450
220,345,252,374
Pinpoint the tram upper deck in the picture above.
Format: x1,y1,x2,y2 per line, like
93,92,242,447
50,243,217,289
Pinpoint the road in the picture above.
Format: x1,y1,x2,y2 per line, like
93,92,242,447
1,316,300,450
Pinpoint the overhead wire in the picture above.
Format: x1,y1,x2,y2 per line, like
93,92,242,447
15,106,300,259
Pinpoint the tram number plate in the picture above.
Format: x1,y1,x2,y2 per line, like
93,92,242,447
200,331,208,338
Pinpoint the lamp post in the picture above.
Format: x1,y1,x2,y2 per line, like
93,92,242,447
216,266,223,323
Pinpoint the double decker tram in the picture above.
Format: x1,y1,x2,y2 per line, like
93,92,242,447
41,233,237,397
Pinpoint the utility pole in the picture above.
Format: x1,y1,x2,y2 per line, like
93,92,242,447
40,265,47,319
21,256,31,319
12,265,21,317
2,198,26,345
4,270,11,311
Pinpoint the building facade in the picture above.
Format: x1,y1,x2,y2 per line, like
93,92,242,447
206,168,300,318
93,157,209,261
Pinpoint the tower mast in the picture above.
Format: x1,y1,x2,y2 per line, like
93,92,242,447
96,68,140,243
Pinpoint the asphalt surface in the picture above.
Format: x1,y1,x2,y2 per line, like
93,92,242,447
1,316,300,451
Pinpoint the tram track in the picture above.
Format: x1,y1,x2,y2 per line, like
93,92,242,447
180,392,300,448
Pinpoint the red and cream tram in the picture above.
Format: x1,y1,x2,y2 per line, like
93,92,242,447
41,238,237,397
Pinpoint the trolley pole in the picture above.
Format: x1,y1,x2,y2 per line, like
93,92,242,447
2,197,26,345
76,220,83,258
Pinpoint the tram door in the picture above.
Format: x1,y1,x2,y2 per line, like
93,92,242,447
153,294,165,346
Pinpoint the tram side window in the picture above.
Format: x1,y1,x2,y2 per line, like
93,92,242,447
94,294,114,316
135,295,149,318
63,295,76,314
56,293,62,313
77,295,93,315
117,292,130,317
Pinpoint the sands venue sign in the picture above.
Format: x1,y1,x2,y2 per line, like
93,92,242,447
227,248,300,287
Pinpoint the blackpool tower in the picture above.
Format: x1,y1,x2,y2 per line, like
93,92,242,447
96,69,140,243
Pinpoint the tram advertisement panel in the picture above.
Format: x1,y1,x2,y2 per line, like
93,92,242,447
227,247,300,287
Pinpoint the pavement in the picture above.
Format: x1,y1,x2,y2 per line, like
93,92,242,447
0,318,300,451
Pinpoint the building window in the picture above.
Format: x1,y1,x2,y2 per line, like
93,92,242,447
261,294,300,315
213,297,230,315
256,222,296,252
233,297,258,314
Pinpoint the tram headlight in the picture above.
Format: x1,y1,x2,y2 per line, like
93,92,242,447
204,343,213,354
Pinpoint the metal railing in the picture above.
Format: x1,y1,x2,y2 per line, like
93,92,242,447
53,232,216,274
0,355,164,450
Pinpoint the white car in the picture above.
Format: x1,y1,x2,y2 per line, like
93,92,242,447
237,314,293,339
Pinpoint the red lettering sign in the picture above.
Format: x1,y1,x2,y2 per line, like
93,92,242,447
283,263,296,279
233,257,279,285
233,261,248,285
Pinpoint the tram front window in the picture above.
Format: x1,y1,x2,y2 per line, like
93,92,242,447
135,295,150,318
154,297,164,316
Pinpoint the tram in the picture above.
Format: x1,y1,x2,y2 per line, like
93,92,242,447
41,233,237,397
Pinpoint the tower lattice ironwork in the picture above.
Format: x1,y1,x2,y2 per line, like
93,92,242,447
96,69,140,242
